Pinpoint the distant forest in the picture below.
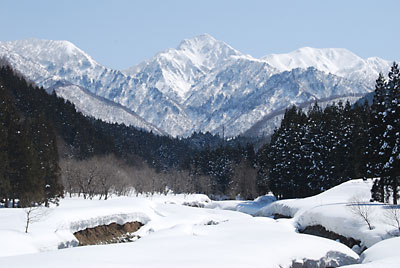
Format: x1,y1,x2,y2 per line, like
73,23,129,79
0,61,399,207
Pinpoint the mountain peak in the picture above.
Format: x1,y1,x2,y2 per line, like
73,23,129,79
0,38,97,69
177,33,217,50
175,34,241,60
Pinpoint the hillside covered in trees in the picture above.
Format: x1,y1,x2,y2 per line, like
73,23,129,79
0,63,262,207
260,63,400,204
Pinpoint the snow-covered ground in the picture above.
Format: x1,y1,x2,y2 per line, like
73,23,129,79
1,179,399,267
1,192,359,267
342,237,400,268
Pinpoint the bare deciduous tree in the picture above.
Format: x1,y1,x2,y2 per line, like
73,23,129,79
24,206,50,233
228,160,258,200
383,205,400,232
347,196,376,230
60,154,213,198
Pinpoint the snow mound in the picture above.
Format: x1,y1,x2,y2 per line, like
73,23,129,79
341,237,400,267
257,179,396,248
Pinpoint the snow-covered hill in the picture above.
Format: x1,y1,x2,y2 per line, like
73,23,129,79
0,40,166,135
0,35,391,137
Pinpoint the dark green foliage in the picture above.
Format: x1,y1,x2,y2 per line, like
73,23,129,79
189,143,260,198
261,101,370,199
0,66,63,207
260,62,400,202
367,63,400,204
267,106,308,198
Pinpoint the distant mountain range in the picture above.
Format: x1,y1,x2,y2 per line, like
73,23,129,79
0,34,391,137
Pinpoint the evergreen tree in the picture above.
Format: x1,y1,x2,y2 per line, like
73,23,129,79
383,63,400,204
29,115,63,206
365,73,388,202
0,83,10,206
303,102,326,194
350,102,370,178
367,63,400,204
268,106,308,198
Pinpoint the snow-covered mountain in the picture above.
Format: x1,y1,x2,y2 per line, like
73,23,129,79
0,41,164,135
0,35,391,137
263,47,390,87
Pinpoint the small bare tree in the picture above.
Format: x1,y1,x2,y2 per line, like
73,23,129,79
347,196,376,230
383,205,400,232
24,206,50,233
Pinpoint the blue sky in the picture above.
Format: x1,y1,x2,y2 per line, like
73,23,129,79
1,0,399,69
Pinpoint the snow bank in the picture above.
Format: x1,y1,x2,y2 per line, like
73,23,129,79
0,193,210,257
257,179,396,248
341,237,400,268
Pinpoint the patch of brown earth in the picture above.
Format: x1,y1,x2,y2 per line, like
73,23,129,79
299,225,362,250
74,221,143,246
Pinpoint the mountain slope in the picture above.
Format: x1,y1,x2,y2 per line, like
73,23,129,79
50,82,166,135
0,35,391,137
0,42,164,135
125,34,244,101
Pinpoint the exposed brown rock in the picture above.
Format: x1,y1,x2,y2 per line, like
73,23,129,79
74,221,143,246
299,225,362,250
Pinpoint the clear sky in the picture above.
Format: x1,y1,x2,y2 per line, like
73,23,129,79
1,0,399,70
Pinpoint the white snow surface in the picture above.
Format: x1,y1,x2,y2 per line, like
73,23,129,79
263,47,390,85
342,237,400,268
257,179,397,248
0,192,360,268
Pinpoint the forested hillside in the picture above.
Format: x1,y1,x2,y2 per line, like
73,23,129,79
0,63,262,206
258,63,400,203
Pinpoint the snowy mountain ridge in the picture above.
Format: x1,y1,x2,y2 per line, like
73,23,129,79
263,46,390,86
0,42,163,135
0,35,392,137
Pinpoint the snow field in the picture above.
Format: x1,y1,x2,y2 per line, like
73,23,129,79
2,179,399,267
0,192,359,268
